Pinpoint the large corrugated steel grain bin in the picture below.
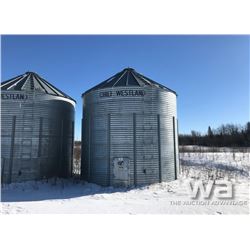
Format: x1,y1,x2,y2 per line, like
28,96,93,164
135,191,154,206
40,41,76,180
1,72,76,183
81,68,179,187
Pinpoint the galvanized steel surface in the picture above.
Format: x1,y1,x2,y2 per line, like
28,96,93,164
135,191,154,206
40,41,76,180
81,85,179,187
83,67,177,95
1,71,75,102
1,73,75,183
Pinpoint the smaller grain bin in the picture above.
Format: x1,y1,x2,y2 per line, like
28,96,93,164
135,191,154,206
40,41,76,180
81,68,179,187
1,72,76,183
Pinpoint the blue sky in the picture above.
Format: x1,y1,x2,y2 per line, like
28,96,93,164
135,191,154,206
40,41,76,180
1,35,249,140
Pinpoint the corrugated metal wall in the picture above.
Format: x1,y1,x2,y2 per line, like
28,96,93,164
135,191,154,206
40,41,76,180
1,91,75,183
81,86,179,187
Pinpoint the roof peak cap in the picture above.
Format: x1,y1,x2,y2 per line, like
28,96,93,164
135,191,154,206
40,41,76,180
124,67,135,71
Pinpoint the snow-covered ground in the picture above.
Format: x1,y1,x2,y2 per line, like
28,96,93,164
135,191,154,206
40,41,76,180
1,152,249,214
180,152,249,180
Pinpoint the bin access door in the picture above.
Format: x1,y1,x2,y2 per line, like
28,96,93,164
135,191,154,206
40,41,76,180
112,157,130,187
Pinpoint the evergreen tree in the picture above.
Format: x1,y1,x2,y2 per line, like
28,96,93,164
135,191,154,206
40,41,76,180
207,126,213,138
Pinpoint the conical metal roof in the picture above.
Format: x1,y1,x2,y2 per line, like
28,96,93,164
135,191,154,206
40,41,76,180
1,72,75,102
83,68,176,96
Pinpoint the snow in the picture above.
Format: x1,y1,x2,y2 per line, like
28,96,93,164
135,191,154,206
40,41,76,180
1,152,249,214
180,152,250,180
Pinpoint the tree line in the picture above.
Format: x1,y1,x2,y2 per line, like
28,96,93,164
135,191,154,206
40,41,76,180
179,122,250,147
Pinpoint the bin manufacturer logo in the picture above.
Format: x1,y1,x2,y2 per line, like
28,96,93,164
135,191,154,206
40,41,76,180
186,180,233,199
99,89,145,98
1,93,28,100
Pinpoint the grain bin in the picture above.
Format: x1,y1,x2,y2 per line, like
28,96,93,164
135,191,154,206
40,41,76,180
81,68,179,187
1,72,75,183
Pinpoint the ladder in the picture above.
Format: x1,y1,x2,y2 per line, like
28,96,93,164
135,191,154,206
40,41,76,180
20,91,34,173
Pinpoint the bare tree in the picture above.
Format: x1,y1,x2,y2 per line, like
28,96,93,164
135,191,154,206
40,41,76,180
73,141,81,175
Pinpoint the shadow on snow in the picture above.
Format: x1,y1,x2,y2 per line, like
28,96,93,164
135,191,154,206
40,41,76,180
1,178,146,202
